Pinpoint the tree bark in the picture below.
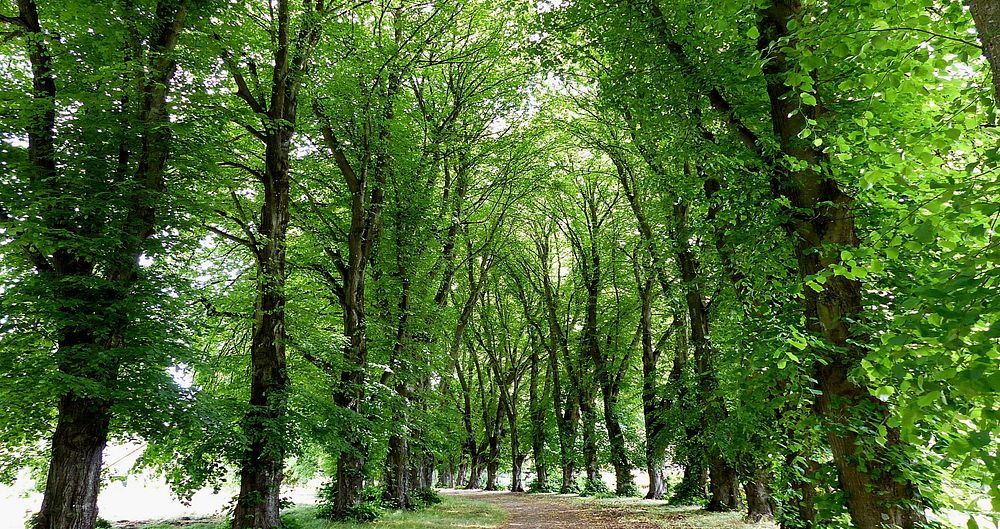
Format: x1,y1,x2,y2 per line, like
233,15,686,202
971,0,1000,103
31,393,111,529
528,337,550,492
744,472,777,523
706,454,741,512
385,434,411,509
580,396,600,488
758,3,924,527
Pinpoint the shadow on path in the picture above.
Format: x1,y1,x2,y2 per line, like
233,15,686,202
447,490,661,529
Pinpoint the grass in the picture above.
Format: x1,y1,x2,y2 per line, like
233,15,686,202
570,496,777,529
129,496,506,529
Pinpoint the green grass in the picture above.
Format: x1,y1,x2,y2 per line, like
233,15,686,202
131,496,506,529
571,496,777,529
283,497,506,529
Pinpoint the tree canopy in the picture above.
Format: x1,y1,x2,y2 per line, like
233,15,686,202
1,1,998,529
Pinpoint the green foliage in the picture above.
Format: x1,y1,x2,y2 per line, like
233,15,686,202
579,476,610,497
409,488,443,510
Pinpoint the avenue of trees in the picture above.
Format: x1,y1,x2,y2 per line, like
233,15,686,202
1,1,999,528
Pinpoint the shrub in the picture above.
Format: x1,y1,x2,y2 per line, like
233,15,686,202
579,476,610,497
410,487,443,509
527,479,554,493
345,501,382,523
314,479,385,522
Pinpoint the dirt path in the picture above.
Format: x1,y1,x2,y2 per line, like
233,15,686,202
449,490,662,529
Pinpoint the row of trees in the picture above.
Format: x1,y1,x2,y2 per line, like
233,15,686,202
1,1,998,529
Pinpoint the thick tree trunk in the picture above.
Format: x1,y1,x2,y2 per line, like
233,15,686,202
511,454,526,493
456,462,468,488
561,463,577,494
335,452,366,515
971,0,1000,103
17,1,187,527
744,474,776,523
485,458,500,491
780,456,819,528
465,456,482,489
31,394,111,529
671,195,735,512
706,454,741,512
509,407,525,493
385,434,411,509
604,390,634,495
528,340,550,492
646,460,666,500
233,131,292,529
758,4,925,528
580,397,600,487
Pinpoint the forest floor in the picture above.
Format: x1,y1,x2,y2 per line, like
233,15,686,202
450,490,775,529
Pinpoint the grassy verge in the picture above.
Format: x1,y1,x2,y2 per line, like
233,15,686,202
570,496,777,529
130,496,506,529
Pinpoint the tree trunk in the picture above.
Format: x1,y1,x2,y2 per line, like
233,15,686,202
706,454,741,512
528,338,550,492
31,394,111,529
437,459,455,488
561,463,577,494
334,452,366,515
232,128,292,529
758,4,925,528
603,389,633,496
465,456,482,489
971,0,1000,103
671,193,735,512
580,397,600,487
384,433,411,509
780,457,819,528
646,460,666,500
485,459,499,491
744,474,776,523
511,454,526,493
16,0,187,526
672,459,707,505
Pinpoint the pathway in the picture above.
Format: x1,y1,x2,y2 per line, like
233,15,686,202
450,490,662,529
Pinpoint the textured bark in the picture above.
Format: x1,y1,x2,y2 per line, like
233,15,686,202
646,461,667,501
758,3,924,527
706,454,742,512
511,454,527,493
233,127,292,528
971,0,1000,103
465,456,482,489
31,393,111,529
528,338,550,492
744,473,777,523
561,463,577,494
637,276,677,500
580,397,600,486
670,191,737,512
324,68,399,521
385,434,411,509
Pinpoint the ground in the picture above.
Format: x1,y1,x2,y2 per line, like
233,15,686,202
453,490,773,529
